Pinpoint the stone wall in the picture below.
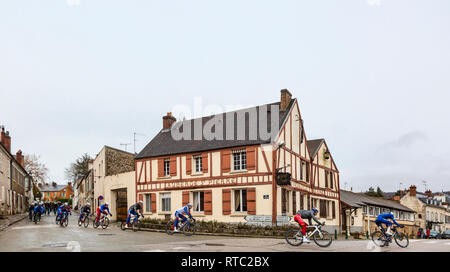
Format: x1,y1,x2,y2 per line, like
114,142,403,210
105,147,135,176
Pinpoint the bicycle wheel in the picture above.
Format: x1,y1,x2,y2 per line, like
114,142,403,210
285,229,304,246
182,221,196,236
102,217,110,229
132,220,142,232
83,217,90,228
313,230,333,248
93,216,100,229
394,232,409,248
371,231,386,247
120,221,127,231
166,220,175,235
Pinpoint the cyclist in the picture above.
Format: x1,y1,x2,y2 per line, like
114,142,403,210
294,208,323,243
95,202,112,224
173,203,193,232
124,201,144,229
28,201,36,220
33,202,44,221
79,203,91,223
375,212,404,246
56,203,71,222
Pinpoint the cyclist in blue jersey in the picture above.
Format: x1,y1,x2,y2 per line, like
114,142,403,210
173,203,193,232
95,202,112,223
124,201,144,228
375,212,404,236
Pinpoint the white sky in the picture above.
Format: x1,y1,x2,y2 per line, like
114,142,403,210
1,0,449,193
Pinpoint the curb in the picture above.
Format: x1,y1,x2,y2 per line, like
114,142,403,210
0,214,28,232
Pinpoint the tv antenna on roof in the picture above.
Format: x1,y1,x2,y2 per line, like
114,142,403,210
422,180,428,191
134,132,146,154
120,143,132,152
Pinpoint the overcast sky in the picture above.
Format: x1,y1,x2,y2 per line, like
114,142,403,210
1,0,449,193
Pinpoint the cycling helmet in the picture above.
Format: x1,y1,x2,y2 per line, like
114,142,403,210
86,203,91,206
105,202,109,206
64,203,68,206
312,208,319,214
40,201,44,205
187,203,193,208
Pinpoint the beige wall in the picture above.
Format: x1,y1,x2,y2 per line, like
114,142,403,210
0,148,10,215
102,171,135,221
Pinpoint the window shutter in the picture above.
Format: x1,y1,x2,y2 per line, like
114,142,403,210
332,201,336,219
247,187,256,215
246,147,256,170
330,173,334,189
158,159,164,177
292,191,297,215
151,193,157,213
186,156,192,175
325,171,329,188
202,153,208,173
182,191,190,207
320,199,326,218
222,151,231,173
222,189,231,215
138,194,143,202
204,190,212,215
170,157,177,176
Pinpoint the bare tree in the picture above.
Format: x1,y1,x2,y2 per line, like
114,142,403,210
24,154,49,184
65,153,92,181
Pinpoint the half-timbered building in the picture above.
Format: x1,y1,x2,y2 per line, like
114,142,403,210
135,90,341,232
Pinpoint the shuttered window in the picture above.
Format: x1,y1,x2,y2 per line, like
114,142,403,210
319,199,327,218
233,150,247,171
193,191,204,212
145,194,152,213
164,159,170,176
234,189,247,212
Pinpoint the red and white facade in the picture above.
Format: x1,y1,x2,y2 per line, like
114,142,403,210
135,90,341,231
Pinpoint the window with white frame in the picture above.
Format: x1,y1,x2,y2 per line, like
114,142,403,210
234,189,247,212
145,194,152,213
161,193,171,212
193,191,204,212
164,159,170,176
375,207,380,216
194,155,202,173
232,150,247,171
369,206,374,216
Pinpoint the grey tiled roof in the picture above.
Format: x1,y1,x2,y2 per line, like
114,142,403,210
340,190,415,213
136,100,295,159
306,139,324,158
39,185,67,192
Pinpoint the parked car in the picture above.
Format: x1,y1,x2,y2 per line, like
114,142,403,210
428,230,442,239
442,230,450,239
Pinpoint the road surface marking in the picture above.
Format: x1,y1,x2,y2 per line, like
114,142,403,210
67,241,81,252
13,225,59,230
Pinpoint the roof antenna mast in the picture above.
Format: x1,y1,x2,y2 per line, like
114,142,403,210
134,132,146,154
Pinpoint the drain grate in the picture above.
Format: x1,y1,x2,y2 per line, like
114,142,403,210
42,243,67,248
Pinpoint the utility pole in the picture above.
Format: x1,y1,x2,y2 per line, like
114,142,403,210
134,132,146,154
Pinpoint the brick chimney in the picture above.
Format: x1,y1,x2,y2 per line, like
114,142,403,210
0,127,11,153
425,189,432,197
410,185,417,197
163,112,177,130
280,89,292,111
15,150,24,167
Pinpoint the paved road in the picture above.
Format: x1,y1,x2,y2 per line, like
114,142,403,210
0,214,449,252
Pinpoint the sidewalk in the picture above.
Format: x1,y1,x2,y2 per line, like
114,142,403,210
0,213,28,231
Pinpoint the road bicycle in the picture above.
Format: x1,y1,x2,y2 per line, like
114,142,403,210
166,217,196,236
94,213,110,230
56,212,69,228
78,212,90,228
121,214,143,232
33,212,42,224
285,222,333,248
371,225,409,248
